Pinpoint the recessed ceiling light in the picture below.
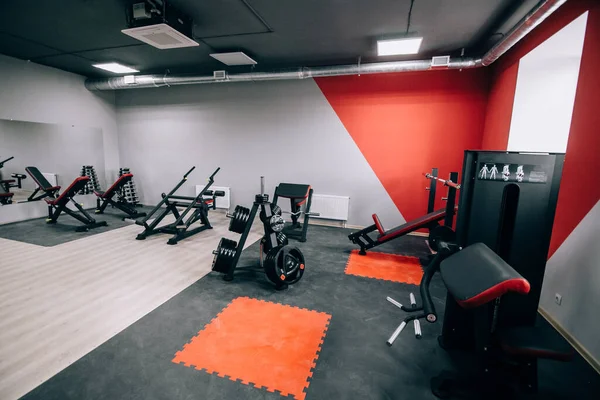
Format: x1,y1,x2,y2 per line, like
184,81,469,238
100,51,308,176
377,37,423,56
92,62,140,74
209,52,257,66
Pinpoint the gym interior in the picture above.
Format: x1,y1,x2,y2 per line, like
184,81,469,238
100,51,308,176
1,0,599,399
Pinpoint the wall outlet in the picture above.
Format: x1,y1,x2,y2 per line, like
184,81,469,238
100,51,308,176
555,293,562,305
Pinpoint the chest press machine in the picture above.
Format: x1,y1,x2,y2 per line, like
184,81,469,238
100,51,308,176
349,169,459,255
135,166,220,245
383,151,573,398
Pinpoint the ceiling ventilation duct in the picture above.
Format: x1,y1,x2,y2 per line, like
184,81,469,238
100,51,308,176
121,0,198,49
87,0,566,90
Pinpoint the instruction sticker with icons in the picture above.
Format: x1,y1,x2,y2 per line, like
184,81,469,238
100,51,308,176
477,162,548,184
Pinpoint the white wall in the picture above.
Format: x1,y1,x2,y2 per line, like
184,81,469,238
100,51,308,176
0,54,119,179
0,54,118,224
116,79,403,228
507,12,588,153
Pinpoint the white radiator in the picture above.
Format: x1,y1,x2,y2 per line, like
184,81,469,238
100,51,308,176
310,194,350,221
43,172,58,186
196,185,230,209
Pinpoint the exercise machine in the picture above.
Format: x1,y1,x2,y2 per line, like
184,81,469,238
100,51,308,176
25,166,61,201
272,183,320,242
384,151,571,397
0,156,27,193
44,176,108,232
212,177,306,290
349,170,459,255
202,189,226,210
94,173,147,220
135,166,220,245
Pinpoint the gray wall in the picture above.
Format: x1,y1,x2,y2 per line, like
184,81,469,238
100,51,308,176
0,54,119,179
540,200,600,363
116,79,403,228
0,119,106,189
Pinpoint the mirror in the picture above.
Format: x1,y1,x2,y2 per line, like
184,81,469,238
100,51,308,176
0,119,105,204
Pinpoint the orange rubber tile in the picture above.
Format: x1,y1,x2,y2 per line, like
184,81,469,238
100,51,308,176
345,249,423,284
172,297,331,400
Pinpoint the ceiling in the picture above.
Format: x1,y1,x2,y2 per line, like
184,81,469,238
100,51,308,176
0,0,540,78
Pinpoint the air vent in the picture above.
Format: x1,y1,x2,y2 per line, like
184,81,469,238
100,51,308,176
431,56,451,67
122,23,199,49
213,70,228,80
210,52,257,66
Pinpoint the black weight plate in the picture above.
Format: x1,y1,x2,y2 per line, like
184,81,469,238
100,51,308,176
263,245,305,286
269,214,285,233
229,205,251,233
259,203,283,223
260,232,289,254
429,225,456,252
212,237,237,273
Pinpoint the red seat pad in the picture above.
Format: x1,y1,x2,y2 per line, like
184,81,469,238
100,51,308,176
1,179,15,184
440,243,530,309
45,176,90,206
97,174,133,199
377,209,446,241
0,193,14,197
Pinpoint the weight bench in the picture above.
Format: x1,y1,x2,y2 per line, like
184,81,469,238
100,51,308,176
45,176,108,232
26,166,61,201
94,173,146,220
202,189,225,210
272,183,318,242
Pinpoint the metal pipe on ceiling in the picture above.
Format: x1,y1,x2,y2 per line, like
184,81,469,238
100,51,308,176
85,0,566,91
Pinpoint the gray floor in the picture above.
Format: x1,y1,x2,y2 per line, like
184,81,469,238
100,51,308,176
0,206,153,246
16,226,600,400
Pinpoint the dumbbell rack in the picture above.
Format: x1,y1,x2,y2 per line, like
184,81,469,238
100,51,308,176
212,177,305,290
79,165,101,195
118,167,140,206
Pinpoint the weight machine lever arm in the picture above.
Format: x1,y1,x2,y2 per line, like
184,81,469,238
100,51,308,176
423,173,461,190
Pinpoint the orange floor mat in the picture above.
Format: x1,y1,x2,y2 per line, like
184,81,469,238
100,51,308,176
345,250,423,284
172,297,331,400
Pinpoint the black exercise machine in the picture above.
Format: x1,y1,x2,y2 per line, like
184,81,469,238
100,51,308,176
349,170,459,255
272,183,320,242
384,151,572,397
0,184,13,205
0,156,27,193
135,166,220,245
25,166,61,201
212,176,306,290
94,173,147,220
202,189,226,210
44,176,108,232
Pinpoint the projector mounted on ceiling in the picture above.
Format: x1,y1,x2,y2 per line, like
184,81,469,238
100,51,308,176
121,0,198,49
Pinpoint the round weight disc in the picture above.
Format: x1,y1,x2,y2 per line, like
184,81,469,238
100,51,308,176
260,232,289,254
229,205,251,234
263,245,305,286
429,225,456,252
212,238,238,273
269,214,285,232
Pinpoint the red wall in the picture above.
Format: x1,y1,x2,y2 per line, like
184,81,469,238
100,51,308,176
481,0,600,256
315,69,489,223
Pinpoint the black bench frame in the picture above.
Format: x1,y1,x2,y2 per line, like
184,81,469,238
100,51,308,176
95,173,147,220
45,176,108,232
272,183,316,242
135,166,220,245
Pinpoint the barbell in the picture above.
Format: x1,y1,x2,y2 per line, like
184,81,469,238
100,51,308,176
423,173,461,190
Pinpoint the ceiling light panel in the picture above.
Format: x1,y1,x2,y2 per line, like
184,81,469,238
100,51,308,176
92,63,140,74
209,52,257,66
377,37,423,56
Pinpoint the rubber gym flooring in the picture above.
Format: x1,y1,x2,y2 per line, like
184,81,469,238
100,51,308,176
0,206,154,246
13,225,600,400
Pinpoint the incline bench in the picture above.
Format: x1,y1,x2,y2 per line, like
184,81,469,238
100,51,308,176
45,176,107,232
272,183,319,242
26,166,61,201
94,173,146,220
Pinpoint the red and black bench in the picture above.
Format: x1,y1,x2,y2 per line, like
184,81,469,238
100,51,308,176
349,171,459,255
385,239,573,397
25,166,61,202
272,183,319,242
94,173,146,220
45,176,108,232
